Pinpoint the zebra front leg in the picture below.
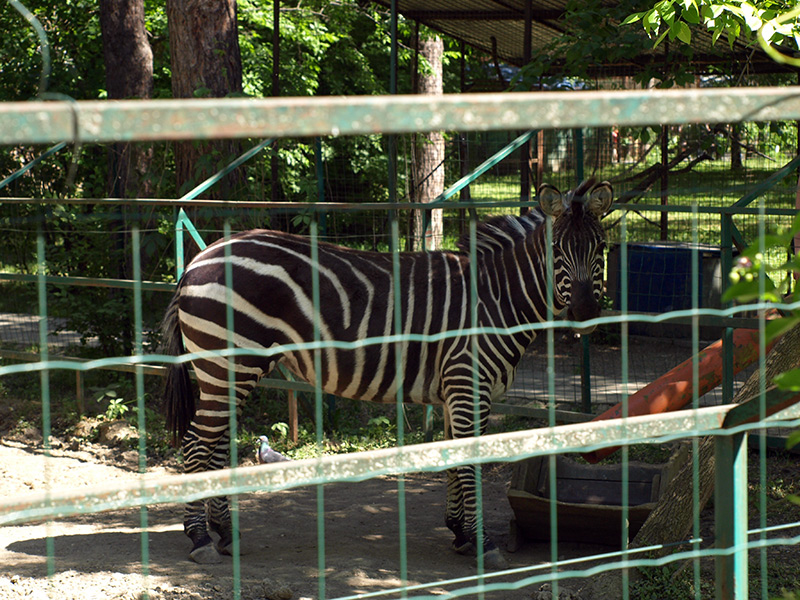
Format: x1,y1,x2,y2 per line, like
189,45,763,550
452,463,507,570
443,406,472,553
444,395,507,570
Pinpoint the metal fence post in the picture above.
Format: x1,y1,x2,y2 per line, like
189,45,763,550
721,212,735,403
715,431,749,600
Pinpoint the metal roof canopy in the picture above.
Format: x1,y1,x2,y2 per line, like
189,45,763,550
373,0,796,78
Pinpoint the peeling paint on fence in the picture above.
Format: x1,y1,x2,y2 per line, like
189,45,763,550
2,404,799,527
4,87,800,144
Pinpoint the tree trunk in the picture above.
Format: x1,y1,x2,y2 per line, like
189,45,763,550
99,0,154,354
579,324,800,598
411,34,444,251
731,123,743,170
100,0,154,200
166,0,244,197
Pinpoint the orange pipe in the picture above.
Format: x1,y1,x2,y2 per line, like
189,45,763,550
582,327,776,464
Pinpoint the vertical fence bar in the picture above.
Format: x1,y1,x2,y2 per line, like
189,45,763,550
691,201,702,598
619,209,630,599
132,225,151,595
467,215,486,597
35,228,55,579
714,432,749,600
574,129,592,414
545,214,559,598
756,195,768,600
580,336,591,414
310,219,327,600
223,220,242,600
390,208,409,598
721,212,734,403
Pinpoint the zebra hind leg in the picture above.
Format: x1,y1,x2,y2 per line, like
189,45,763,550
208,496,234,555
182,424,231,564
181,430,222,563
207,430,236,555
183,496,219,564
445,467,474,555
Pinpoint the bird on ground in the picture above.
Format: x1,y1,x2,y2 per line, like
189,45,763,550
257,435,290,464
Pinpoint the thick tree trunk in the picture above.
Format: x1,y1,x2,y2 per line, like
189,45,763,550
99,0,154,199
99,0,154,354
579,324,800,599
411,34,444,251
166,0,244,197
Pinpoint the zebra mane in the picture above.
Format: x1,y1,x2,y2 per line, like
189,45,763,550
456,210,544,255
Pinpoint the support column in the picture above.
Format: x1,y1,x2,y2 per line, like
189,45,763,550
714,432,749,599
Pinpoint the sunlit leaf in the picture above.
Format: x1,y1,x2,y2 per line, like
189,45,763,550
683,3,701,24
774,368,800,391
787,429,800,450
644,8,661,32
721,277,778,303
765,315,800,343
673,20,692,43
621,12,644,25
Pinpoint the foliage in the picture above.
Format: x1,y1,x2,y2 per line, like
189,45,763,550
515,0,699,89
630,564,699,599
93,387,131,420
518,0,800,89
722,210,800,508
622,0,800,63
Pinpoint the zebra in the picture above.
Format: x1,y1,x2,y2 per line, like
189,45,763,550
160,178,614,567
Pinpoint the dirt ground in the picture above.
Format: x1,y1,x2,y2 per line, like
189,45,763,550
0,435,617,600
2,334,799,599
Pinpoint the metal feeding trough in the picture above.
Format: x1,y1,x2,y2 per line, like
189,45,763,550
507,448,687,549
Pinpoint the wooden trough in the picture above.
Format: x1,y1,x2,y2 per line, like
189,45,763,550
506,447,688,549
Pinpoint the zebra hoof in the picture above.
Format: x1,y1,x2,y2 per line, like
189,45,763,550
189,543,223,564
452,540,476,556
216,540,233,556
482,547,508,571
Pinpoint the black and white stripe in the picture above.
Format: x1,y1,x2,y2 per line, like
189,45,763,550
161,179,614,566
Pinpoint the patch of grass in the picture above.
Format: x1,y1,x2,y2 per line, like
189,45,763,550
630,564,704,600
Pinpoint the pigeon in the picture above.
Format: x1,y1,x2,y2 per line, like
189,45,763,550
257,435,290,464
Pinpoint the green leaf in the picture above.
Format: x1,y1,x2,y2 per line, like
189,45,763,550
787,429,800,450
643,8,661,32
683,3,701,24
721,277,778,303
673,20,692,43
774,368,800,391
653,28,670,47
766,316,800,343
788,494,800,507
621,12,645,25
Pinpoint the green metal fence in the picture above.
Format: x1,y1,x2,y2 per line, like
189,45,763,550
2,90,800,600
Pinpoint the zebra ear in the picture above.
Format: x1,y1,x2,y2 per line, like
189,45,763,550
537,184,564,218
588,181,613,217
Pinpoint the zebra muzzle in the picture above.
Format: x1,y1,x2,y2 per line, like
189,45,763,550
566,283,601,334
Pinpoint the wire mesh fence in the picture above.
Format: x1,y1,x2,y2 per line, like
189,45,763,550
1,90,800,600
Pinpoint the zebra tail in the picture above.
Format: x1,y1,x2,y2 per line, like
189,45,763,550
160,290,194,447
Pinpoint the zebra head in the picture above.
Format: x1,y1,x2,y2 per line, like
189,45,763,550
538,179,613,334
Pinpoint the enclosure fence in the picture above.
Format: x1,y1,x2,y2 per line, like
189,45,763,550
2,89,800,600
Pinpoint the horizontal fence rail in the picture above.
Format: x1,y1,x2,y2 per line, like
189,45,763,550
2,87,800,144
3,404,799,527
3,86,800,600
